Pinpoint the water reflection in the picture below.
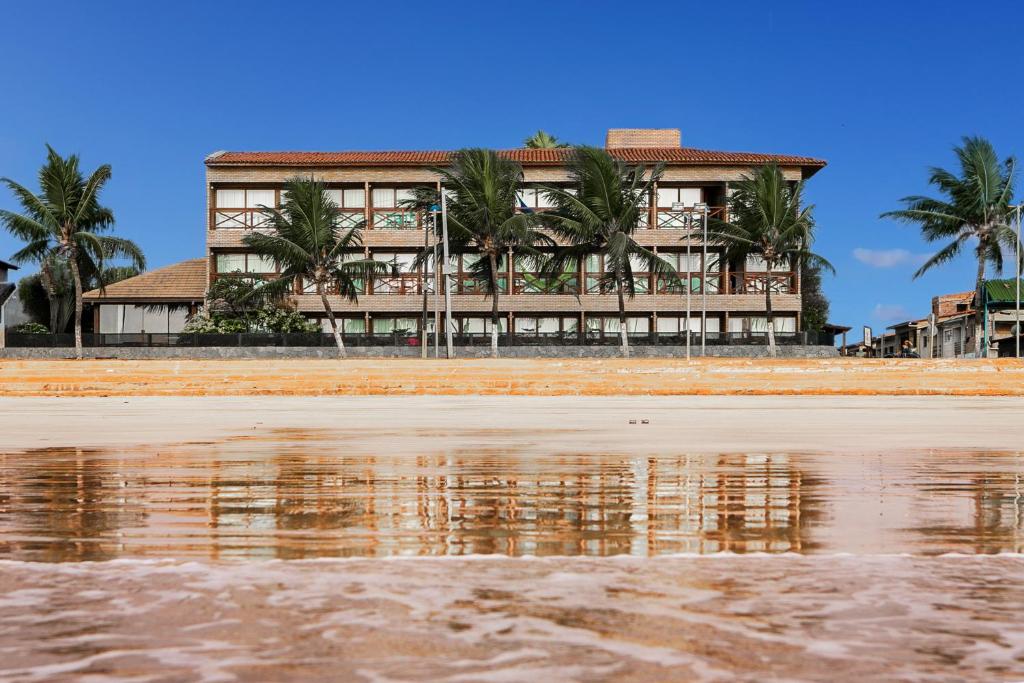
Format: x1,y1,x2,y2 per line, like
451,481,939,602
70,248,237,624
1,439,1023,561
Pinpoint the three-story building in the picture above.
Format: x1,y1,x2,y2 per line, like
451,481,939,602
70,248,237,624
203,128,825,342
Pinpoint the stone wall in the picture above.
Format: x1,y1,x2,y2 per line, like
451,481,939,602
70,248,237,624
0,345,838,360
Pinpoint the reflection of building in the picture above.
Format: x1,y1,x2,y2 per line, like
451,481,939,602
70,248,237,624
82,128,826,340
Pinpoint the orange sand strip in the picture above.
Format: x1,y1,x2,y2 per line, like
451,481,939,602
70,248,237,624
1,358,1023,397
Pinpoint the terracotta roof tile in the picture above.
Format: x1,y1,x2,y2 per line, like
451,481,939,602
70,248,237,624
84,259,206,302
207,147,826,170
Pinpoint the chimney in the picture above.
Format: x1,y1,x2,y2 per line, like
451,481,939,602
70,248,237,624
605,128,681,149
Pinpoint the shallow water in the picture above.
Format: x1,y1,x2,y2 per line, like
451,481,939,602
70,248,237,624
4,427,1024,681
2,433,1024,560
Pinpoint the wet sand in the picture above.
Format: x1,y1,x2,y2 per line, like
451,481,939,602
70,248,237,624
3,556,1022,682
2,357,1024,396
3,395,1024,681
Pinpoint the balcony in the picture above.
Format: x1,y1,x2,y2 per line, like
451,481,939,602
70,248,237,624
512,272,579,295
370,209,422,230
653,205,727,230
372,273,434,295
210,208,365,230
731,272,796,294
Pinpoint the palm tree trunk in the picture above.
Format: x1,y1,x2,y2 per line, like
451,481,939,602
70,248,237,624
39,261,60,334
616,271,630,358
67,252,84,360
320,292,346,358
765,277,776,358
489,252,500,359
975,252,986,357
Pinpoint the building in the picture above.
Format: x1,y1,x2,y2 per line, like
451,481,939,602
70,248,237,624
83,128,827,341
203,128,825,340
0,260,18,347
981,279,1024,357
83,260,206,334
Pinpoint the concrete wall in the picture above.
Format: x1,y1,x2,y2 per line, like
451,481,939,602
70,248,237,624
0,345,838,360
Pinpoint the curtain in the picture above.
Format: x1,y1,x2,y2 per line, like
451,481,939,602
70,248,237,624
245,190,275,208
216,189,245,208
343,188,365,209
372,188,394,208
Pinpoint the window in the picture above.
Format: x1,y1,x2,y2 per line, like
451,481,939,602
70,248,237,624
656,187,703,208
460,317,506,334
514,316,574,336
656,317,721,334
215,189,246,208
585,316,650,337
729,316,796,334
215,253,276,274
216,253,246,273
320,318,366,334
744,255,789,272
246,190,275,209
246,255,276,274
372,188,395,208
98,305,188,334
372,317,419,335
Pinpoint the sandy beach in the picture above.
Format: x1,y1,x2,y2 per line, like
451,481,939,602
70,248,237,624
2,357,1024,396
3,372,1024,681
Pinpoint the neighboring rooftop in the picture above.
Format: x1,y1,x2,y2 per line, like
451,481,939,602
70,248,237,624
83,259,207,303
984,278,1024,304
0,260,19,271
932,291,975,319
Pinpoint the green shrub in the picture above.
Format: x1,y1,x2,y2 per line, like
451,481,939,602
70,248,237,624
13,322,50,334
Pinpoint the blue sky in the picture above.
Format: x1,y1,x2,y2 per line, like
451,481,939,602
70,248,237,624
1,0,1021,331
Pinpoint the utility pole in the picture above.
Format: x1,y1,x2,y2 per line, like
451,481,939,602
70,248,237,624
433,207,440,359
1016,204,1021,359
698,203,708,356
685,208,692,360
420,204,430,358
441,190,455,358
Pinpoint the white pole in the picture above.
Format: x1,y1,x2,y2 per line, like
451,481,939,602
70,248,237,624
1016,204,1021,359
701,205,708,356
441,190,455,358
685,211,692,361
433,209,440,359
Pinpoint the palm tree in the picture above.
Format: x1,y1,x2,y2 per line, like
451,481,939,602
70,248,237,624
524,130,569,149
709,162,832,357
539,146,679,358
881,137,1017,356
242,176,385,357
0,146,146,357
428,149,550,357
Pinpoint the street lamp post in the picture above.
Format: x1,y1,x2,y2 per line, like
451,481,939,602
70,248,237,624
1016,204,1021,359
695,202,709,355
675,203,691,360
441,190,455,358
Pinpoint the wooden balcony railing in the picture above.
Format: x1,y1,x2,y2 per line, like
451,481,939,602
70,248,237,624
654,206,726,229
731,272,796,294
371,273,433,295
512,272,579,294
656,273,723,294
370,209,420,229
210,208,365,230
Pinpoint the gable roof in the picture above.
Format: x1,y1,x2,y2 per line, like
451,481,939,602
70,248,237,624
0,260,19,271
83,259,207,303
206,147,827,174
